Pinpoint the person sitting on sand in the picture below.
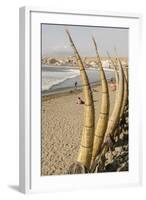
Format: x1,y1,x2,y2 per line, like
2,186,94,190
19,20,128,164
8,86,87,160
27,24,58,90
93,88,98,92
76,97,85,104
110,78,117,91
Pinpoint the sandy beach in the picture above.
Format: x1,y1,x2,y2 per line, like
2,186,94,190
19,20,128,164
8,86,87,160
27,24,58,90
41,84,116,176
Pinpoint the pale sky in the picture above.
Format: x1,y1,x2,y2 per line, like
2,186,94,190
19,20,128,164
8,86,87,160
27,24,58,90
41,24,128,57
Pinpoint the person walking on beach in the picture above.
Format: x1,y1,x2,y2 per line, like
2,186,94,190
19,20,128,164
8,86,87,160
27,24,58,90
74,81,78,89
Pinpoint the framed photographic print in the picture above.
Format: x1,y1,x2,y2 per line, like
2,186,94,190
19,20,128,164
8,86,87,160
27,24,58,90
19,7,142,193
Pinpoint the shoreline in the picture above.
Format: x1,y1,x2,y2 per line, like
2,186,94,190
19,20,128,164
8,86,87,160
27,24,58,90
41,81,100,97
42,65,115,96
41,77,114,97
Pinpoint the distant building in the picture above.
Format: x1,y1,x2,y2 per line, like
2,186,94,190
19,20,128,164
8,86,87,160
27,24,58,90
101,60,110,68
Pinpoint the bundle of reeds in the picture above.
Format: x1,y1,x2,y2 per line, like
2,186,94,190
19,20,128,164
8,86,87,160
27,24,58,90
90,37,109,167
120,67,128,118
104,58,124,141
66,30,95,172
66,30,128,173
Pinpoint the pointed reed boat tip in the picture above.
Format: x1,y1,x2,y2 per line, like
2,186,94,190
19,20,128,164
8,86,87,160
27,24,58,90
66,30,95,170
90,38,109,168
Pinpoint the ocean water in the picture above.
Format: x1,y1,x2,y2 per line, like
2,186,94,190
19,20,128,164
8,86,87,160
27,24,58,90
42,64,115,95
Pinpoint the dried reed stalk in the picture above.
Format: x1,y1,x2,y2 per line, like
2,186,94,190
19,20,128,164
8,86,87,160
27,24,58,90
90,38,109,167
120,67,128,118
66,30,95,169
104,58,124,142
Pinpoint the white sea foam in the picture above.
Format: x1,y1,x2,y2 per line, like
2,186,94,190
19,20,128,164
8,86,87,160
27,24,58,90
42,65,114,92
103,68,114,72
42,65,80,91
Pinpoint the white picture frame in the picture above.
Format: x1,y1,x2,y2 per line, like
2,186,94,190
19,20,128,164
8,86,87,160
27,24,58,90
19,6,143,194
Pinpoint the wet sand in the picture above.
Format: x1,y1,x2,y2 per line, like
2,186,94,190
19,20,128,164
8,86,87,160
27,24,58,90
41,84,116,176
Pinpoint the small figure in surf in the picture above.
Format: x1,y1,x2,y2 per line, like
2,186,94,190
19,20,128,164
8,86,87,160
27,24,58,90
74,81,78,89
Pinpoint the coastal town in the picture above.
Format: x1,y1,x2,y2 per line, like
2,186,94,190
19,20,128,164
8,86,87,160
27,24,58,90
42,56,128,69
